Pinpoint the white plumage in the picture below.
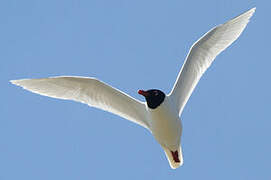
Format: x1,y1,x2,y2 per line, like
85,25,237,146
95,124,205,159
11,77,149,129
11,8,255,169
170,8,256,115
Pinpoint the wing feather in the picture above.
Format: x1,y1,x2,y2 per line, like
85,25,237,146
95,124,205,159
11,76,149,129
170,8,255,115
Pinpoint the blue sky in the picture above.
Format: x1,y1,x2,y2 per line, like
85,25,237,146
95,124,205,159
1,0,270,179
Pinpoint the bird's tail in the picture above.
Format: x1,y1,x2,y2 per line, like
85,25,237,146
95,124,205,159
162,145,183,169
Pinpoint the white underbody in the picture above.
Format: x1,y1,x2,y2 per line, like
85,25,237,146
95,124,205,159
147,96,183,168
148,97,182,149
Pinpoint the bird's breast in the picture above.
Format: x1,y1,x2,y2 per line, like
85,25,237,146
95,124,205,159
148,98,182,149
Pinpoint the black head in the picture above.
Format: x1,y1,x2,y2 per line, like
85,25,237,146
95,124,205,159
138,89,166,109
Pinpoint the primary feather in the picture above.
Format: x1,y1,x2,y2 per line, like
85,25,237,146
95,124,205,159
170,8,255,115
11,76,149,129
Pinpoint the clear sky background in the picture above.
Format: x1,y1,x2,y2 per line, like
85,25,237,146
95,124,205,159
1,0,270,179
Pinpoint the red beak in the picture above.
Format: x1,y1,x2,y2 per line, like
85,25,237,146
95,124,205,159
138,90,149,97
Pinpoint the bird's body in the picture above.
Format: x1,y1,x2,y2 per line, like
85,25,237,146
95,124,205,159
11,8,255,169
149,97,181,150
148,96,183,168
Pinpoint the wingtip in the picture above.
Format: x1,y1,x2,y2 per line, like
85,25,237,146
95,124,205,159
246,7,256,22
10,79,30,87
10,79,18,85
241,7,256,17
10,79,24,86
246,7,256,17
249,7,256,14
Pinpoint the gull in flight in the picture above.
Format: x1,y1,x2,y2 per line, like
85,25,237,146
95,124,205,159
11,8,255,169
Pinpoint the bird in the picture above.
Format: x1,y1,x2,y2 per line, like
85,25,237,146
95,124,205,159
10,8,255,169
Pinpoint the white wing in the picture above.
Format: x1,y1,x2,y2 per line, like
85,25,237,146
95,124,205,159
169,8,255,115
11,76,150,129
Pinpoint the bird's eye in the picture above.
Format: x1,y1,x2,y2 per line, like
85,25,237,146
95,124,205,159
154,91,159,96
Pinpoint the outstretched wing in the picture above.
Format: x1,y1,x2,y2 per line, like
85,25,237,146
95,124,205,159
11,76,149,129
169,8,255,115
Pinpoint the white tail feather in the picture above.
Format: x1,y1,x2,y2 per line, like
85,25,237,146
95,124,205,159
162,146,183,169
